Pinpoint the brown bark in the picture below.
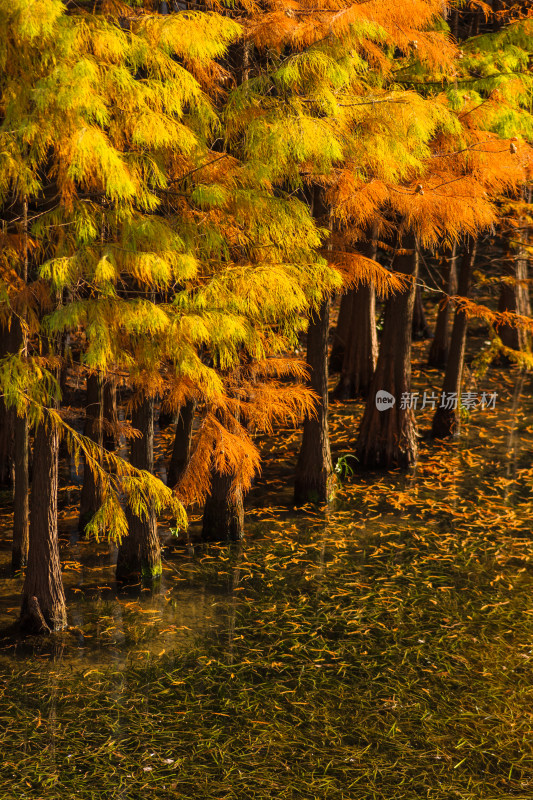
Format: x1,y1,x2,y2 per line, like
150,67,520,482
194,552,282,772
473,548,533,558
12,412,29,572
167,400,195,488
333,284,378,399
329,290,355,374
452,6,459,39
412,284,430,340
103,378,118,452
497,237,530,354
431,238,477,439
20,418,67,633
294,298,335,504
356,235,419,469
333,238,379,400
12,194,30,568
3,318,30,570
58,332,71,403
78,373,104,533
428,244,457,368
0,323,14,487
0,400,13,487
116,396,161,585
202,470,244,542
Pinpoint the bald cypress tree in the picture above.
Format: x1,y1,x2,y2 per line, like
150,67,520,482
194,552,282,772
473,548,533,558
0,1,242,617
356,234,420,469
431,237,478,439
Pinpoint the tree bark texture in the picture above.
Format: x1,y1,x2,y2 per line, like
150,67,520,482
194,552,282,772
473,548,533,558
116,396,161,585
167,400,195,489
12,412,29,572
431,238,477,439
202,470,244,542
333,284,378,400
428,244,457,368
356,236,419,469
333,238,379,400
20,419,67,633
412,283,430,340
78,373,104,533
0,323,14,487
329,290,354,374
497,240,531,354
294,298,335,504
103,378,118,452
10,316,29,571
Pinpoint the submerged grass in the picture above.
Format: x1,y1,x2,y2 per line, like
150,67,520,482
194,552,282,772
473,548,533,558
1,514,533,800
0,366,532,799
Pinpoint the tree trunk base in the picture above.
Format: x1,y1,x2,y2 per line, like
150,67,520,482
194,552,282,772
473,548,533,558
431,407,459,439
116,513,161,588
294,471,336,506
202,472,244,543
19,595,66,635
115,396,161,588
356,407,418,469
295,297,334,506
115,554,162,588
21,418,67,636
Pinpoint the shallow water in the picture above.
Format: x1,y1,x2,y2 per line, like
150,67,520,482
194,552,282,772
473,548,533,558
0,365,532,798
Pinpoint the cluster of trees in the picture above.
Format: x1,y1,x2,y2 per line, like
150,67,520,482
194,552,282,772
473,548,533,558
0,0,531,633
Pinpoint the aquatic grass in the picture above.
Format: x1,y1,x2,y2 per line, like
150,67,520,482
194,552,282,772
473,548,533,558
1,512,533,799
0,366,532,799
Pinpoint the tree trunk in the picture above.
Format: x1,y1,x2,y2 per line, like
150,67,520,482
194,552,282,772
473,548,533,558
333,284,378,399
428,244,457,368
412,283,430,340
103,378,118,452
20,418,67,633
116,396,161,585
333,238,379,400
431,238,477,439
356,235,419,469
158,403,175,431
0,323,14,488
12,194,30,569
78,373,104,534
167,400,195,488
294,298,335,504
452,6,459,39
0,403,13,486
12,412,29,572
329,290,354,374
58,332,71,404
202,470,244,542
497,238,531,354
